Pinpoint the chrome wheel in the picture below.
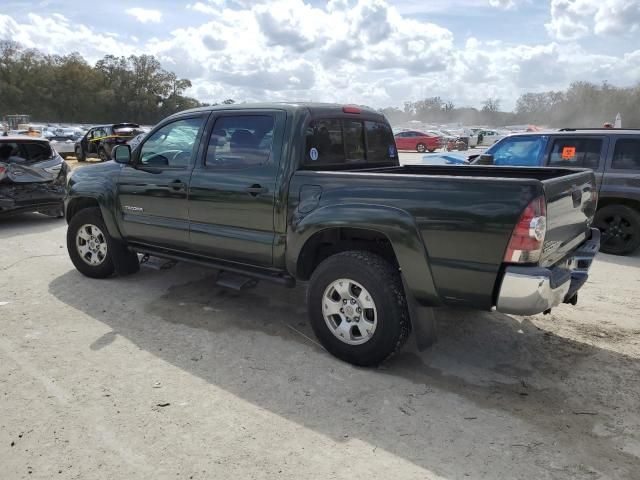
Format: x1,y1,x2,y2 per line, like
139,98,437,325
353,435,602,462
322,278,377,345
76,224,108,266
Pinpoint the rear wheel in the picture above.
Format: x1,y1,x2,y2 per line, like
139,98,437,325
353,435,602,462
307,251,411,366
416,143,426,153
594,205,640,255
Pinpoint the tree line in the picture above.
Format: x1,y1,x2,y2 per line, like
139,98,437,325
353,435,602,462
382,81,640,128
0,41,208,125
2,41,639,128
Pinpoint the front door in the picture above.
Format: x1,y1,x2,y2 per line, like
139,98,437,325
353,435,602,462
116,114,208,250
187,110,285,267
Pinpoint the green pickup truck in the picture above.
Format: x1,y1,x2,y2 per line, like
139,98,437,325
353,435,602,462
64,103,600,366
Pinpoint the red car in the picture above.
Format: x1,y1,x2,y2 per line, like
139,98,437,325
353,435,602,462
394,130,441,153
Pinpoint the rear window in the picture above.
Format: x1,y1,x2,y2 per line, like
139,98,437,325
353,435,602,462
547,137,602,169
0,141,53,164
304,119,396,167
611,138,640,171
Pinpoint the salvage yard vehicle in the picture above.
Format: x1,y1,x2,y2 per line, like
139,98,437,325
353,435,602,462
394,130,441,152
64,103,600,366
74,123,141,162
472,128,640,255
0,136,68,217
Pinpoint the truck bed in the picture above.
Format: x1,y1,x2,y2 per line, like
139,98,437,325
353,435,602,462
290,165,597,309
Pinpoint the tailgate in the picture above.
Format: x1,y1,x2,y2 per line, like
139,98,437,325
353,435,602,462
540,170,597,267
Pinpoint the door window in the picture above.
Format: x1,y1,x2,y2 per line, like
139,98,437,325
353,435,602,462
611,138,640,171
205,115,275,168
139,117,204,168
488,135,547,166
547,137,603,169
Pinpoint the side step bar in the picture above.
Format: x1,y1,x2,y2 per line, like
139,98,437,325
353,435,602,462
133,246,296,287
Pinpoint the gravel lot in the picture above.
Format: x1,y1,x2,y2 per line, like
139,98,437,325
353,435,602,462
1,157,639,479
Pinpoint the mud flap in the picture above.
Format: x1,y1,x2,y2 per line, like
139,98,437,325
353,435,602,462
401,274,437,351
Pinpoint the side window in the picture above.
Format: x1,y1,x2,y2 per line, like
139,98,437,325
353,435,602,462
305,119,344,165
489,136,547,166
206,115,274,168
366,121,396,162
139,117,204,168
547,137,602,169
611,138,640,171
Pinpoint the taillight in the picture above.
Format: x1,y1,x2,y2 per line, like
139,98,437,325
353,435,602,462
504,196,547,263
0,165,6,176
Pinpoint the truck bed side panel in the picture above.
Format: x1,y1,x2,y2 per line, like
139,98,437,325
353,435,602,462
288,171,541,309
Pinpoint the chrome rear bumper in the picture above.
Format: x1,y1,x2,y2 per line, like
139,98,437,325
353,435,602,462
496,228,600,316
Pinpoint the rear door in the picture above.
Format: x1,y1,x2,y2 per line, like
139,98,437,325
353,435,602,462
116,114,208,250
187,110,285,267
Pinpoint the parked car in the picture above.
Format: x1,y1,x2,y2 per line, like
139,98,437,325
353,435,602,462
75,123,141,162
0,136,68,217
50,136,76,159
65,103,599,366
394,130,441,152
476,129,509,146
471,128,640,255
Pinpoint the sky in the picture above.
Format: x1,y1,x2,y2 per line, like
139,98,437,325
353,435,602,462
1,0,639,110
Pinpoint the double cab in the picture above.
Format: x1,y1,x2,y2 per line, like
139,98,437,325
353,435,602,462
65,103,600,366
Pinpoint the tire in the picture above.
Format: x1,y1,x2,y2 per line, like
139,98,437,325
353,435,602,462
307,250,411,366
76,147,86,162
98,148,109,162
594,205,640,255
67,207,115,278
416,143,426,153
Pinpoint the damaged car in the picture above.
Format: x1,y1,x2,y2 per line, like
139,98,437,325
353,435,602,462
0,136,68,217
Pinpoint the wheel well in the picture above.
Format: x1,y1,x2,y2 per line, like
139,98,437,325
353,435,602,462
296,228,398,280
597,197,640,213
66,197,100,223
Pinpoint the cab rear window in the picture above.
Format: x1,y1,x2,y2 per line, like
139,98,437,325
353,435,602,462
304,119,396,167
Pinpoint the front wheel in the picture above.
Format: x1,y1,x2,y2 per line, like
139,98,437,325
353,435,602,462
594,205,640,255
416,143,426,153
307,251,411,366
67,208,115,278
76,147,86,162
98,148,109,162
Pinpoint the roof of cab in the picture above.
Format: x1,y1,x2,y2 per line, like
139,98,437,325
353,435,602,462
170,102,386,121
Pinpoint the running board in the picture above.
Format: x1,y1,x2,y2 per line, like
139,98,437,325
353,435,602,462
132,246,296,287
216,271,258,290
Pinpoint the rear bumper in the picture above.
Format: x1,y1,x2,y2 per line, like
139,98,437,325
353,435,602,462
496,228,600,316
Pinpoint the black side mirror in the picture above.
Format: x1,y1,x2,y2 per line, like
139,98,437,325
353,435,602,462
476,153,494,165
113,144,131,164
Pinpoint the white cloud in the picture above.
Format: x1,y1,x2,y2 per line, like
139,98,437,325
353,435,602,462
0,1,639,110
546,0,640,40
125,7,163,24
488,0,517,9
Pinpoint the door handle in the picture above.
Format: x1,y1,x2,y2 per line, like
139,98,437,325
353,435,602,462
246,184,268,196
169,179,185,191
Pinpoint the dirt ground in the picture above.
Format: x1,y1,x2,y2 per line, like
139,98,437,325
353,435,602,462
1,171,640,479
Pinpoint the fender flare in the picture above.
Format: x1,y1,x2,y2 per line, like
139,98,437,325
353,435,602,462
286,203,441,307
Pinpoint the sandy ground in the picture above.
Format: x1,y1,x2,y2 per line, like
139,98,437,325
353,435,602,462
1,159,640,479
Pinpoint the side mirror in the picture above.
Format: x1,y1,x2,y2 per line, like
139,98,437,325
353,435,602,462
476,153,494,165
113,144,131,164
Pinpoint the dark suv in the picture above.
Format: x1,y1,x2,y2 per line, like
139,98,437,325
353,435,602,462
75,123,141,162
473,129,640,255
